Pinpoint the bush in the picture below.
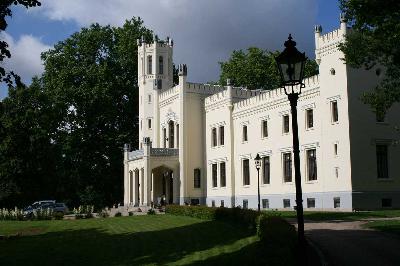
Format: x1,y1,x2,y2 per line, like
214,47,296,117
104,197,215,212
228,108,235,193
166,205,260,231
147,209,156,215
114,212,122,217
34,208,53,220
0,207,25,221
53,212,64,220
73,205,94,219
257,214,297,247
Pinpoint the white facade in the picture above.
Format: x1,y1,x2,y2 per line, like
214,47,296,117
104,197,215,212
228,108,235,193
123,17,400,211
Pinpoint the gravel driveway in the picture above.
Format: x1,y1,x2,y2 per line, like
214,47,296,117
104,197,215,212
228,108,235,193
304,220,400,266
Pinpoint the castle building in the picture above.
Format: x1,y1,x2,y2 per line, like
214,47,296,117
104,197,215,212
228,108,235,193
123,16,400,211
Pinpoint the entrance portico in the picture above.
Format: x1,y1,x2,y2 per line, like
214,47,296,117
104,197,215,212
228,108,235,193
124,138,179,207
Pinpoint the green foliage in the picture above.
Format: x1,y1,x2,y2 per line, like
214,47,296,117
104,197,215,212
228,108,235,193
218,47,318,89
73,205,94,219
53,212,64,220
0,207,24,221
147,208,156,215
0,18,153,208
339,0,400,113
165,205,260,232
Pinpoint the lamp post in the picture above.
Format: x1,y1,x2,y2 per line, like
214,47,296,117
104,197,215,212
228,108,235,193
254,153,262,212
275,34,307,261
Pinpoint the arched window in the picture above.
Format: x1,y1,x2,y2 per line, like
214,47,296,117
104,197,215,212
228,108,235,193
159,56,164,74
129,171,133,203
147,55,153,74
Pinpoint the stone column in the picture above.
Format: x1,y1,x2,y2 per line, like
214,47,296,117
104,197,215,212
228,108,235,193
143,137,152,206
173,165,180,204
123,144,130,205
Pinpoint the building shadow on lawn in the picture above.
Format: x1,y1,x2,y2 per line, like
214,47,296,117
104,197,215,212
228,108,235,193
0,220,259,266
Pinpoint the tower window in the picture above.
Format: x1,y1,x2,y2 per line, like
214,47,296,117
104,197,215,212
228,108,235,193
283,152,292,182
219,126,224,145
242,125,248,142
334,143,338,156
243,159,250,186
148,119,152,129
262,120,268,138
148,94,152,103
211,128,217,147
306,109,314,129
283,115,290,133
147,55,153,74
159,56,164,75
331,101,338,122
262,156,270,184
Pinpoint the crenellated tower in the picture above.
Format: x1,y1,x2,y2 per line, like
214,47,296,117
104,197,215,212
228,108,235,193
137,35,174,149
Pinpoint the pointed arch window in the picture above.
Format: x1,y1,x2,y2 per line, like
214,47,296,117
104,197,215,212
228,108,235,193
147,55,153,74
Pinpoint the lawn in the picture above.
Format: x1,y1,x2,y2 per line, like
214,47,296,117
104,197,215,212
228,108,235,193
0,215,294,266
363,220,400,236
264,209,400,221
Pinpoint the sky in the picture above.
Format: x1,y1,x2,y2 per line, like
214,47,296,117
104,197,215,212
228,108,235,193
0,0,341,99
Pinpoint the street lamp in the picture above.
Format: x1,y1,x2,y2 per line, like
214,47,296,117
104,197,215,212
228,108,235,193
254,153,262,212
275,34,307,261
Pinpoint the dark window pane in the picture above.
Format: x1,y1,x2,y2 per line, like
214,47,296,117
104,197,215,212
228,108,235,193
243,126,248,141
307,198,315,208
243,159,250,185
262,199,269,209
332,101,338,122
219,126,224,145
283,199,290,208
283,153,292,182
262,156,270,184
376,145,389,179
307,149,317,181
220,162,226,187
262,120,268,137
159,56,164,74
212,128,217,147
334,197,340,208
283,115,290,133
243,200,248,209
194,168,201,188
307,109,314,128
148,55,153,74
212,164,218,187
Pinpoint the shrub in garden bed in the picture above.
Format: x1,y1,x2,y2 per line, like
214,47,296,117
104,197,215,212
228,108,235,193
147,209,156,215
73,205,94,219
257,214,297,247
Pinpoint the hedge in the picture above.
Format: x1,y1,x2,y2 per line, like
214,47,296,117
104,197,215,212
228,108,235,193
165,205,295,236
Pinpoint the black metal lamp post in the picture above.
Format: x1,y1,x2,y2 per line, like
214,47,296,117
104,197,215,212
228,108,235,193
275,34,307,262
254,153,262,212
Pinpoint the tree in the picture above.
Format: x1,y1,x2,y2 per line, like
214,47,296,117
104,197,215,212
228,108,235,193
339,0,400,117
219,47,319,90
0,18,153,207
1,0,41,86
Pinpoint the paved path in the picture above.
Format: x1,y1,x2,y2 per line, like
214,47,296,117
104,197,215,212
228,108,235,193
304,220,400,266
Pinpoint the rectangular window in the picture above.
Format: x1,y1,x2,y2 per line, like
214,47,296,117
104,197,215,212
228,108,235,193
334,143,338,156
331,101,338,122
147,55,153,74
148,94,152,103
283,153,292,182
382,198,392,208
243,159,250,186
191,199,199,205
334,197,340,208
211,200,215,207
219,126,224,145
306,109,314,129
220,162,226,187
148,119,152,129
194,168,201,188
307,149,317,181
220,200,224,207
211,128,217,147
283,199,291,208
176,124,179,148
212,164,218,188
335,167,339,178
376,145,389,179
242,125,248,142
283,115,290,133
262,199,269,209
243,200,248,209
262,156,270,185
307,198,316,208
158,56,164,75
262,120,268,138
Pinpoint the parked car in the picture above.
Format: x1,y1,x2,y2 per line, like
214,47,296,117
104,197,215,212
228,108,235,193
23,200,57,218
52,203,69,214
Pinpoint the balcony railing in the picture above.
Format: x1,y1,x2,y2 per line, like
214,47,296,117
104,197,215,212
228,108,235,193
151,148,179,157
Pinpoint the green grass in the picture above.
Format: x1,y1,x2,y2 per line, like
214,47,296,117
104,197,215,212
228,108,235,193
363,220,400,236
0,215,295,266
263,209,400,221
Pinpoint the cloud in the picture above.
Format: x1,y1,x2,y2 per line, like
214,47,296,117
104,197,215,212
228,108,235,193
35,0,320,83
1,32,51,85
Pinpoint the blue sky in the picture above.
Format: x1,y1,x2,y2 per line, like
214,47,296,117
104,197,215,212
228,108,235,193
1,0,341,99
